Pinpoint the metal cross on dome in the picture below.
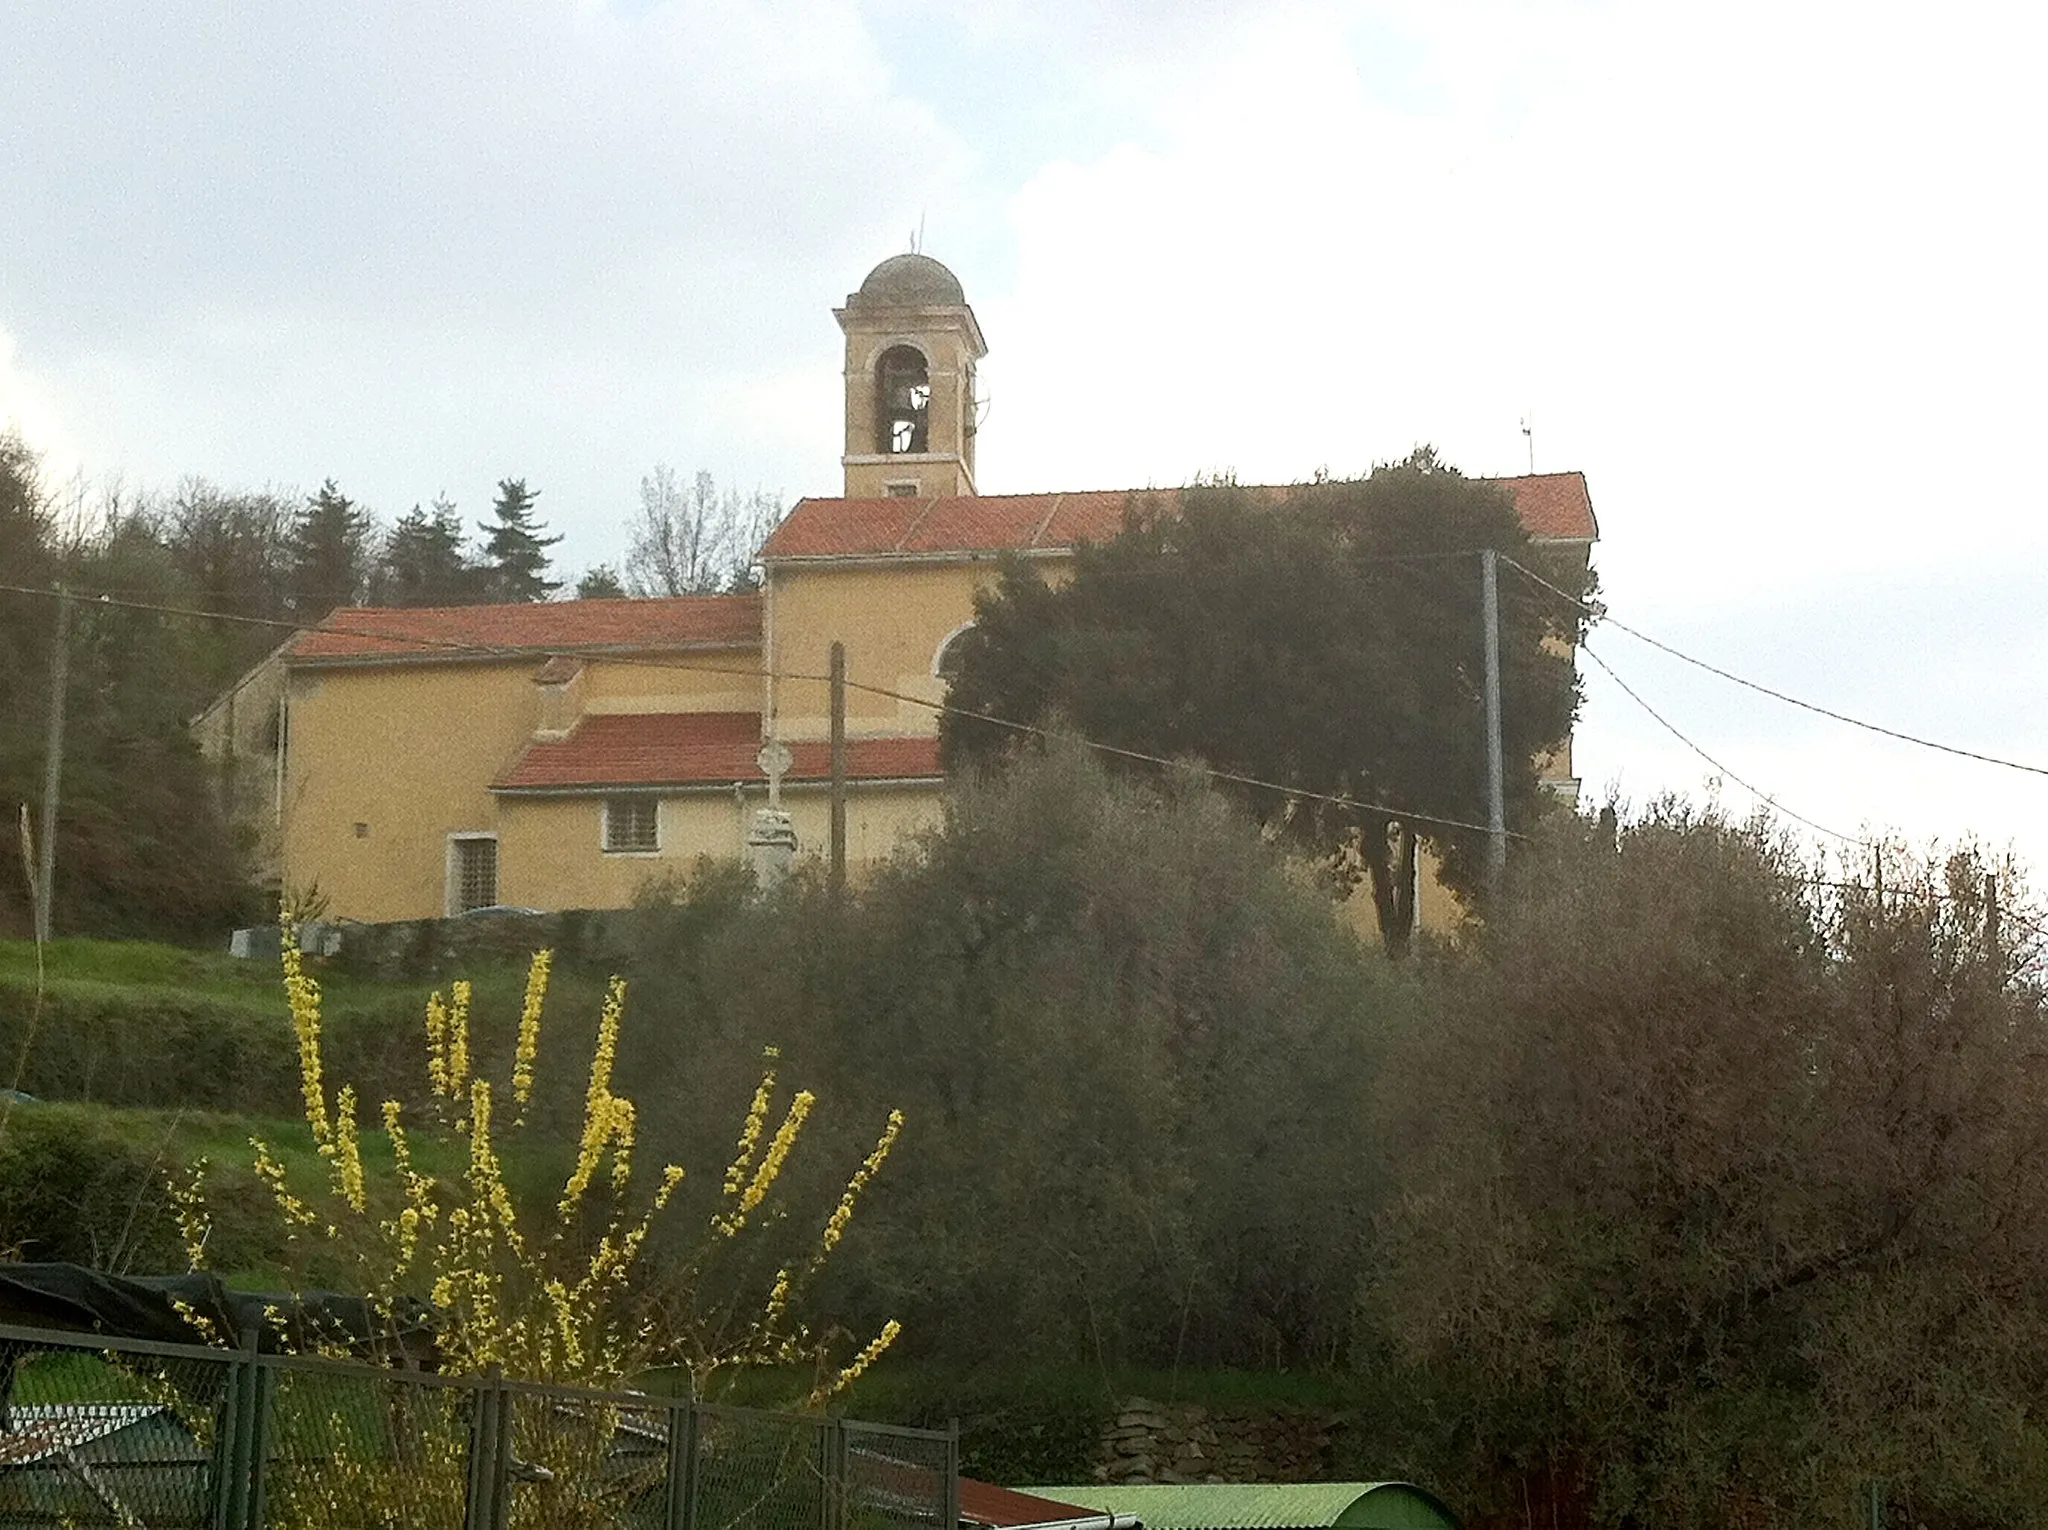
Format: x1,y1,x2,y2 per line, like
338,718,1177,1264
756,738,793,810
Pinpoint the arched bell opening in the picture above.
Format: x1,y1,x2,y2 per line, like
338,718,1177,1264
876,345,932,455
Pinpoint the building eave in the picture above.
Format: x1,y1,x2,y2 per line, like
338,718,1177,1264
288,638,761,672
491,775,944,799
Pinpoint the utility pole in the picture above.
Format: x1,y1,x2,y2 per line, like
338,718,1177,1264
1984,871,2001,962
35,584,71,942
828,641,848,893
1480,550,1506,891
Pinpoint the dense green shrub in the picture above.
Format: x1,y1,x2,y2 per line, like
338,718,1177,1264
0,943,604,1125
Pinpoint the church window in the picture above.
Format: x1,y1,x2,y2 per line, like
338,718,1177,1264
933,621,976,682
877,346,931,455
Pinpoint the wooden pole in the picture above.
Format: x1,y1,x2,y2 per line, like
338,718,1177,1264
1480,551,1506,891
35,584,70,942
829,641,847,892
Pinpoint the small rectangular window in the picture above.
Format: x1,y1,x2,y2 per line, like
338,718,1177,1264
604,797,659,854
884,481,920,499
450,836,498,913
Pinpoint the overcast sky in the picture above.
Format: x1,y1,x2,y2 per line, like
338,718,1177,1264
6,0,2047,871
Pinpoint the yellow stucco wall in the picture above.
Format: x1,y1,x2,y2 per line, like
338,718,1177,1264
495,786,941,909
579,652,760,713
191,647,290,891
496,793,752,909
281,662,540,922
767,561,1002,740
779,785,944,870
282,638,938,921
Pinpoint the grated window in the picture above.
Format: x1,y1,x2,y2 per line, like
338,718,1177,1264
605,797,659,854
451,837,498,913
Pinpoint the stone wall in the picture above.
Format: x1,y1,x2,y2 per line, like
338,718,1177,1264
1091,1399,1343,1484
324,908,636,982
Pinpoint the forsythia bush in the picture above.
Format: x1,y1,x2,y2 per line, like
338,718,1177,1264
176,927,905,1399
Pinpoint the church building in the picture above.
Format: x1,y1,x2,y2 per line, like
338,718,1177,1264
197,253,1597,926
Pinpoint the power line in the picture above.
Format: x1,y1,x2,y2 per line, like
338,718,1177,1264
1581,643,1868,847
1802,873,2048,949
1501,556,2048,781
0,580,1521,842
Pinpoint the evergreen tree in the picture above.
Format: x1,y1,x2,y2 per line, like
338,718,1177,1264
287,478,373,615
941,449,1594,955
574,564,626,599
378,495,475,606
478,477,561,602
0,441,251,937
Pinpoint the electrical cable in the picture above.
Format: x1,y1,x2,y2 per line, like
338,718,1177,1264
1581,643,1867,847
1501,556,2048,781
0,580,1522,841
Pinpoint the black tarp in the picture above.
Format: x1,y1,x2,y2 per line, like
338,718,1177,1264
0,1263,438,1361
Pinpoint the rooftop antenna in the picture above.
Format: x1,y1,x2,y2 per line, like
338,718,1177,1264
1519,413,1535,474
910,212,925,255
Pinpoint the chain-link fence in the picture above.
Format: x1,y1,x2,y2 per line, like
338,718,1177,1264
0,1323,955,1530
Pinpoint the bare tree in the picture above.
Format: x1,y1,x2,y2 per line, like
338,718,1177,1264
624,467,781,596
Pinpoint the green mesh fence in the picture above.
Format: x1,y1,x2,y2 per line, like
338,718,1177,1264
692,1405,830,1530
844,1423,956,1530
0,1326,952,1530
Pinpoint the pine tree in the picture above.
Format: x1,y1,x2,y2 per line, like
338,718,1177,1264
479,478,561,602
288,479,373,614
574,564,626,599
379,495,476,606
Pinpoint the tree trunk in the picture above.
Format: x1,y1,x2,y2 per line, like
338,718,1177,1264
1360,819,1418,958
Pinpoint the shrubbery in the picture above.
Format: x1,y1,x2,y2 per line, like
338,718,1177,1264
7,748,2047,1524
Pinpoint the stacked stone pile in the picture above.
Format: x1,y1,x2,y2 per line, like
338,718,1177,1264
1091,1399,1341,1484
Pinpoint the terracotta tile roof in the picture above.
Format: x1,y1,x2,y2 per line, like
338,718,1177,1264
761,474,1598,561
957,1480,1105,1529
288,596,761,663
493,711,941,792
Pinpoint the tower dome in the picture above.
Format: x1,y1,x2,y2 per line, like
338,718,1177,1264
835,252,986,499
849,253,967,309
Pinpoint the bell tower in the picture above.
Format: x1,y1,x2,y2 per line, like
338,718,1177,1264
836,253,987,500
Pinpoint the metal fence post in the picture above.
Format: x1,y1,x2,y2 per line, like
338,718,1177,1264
463,1370,503,1530
944,1417,959,1530
208,1339,247,1530
664,1398,700,1530
825,1418,849,1530
490,1378,515,1530
246,1359,275,1530
210,1327,265,1530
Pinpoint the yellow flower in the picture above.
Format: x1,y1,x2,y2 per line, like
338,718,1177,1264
512,949,552,1115
332,1085,367,1213
447,981,474,1105
250,1137,318,1228
279,914,331,1150
819,1109,904,1257
169,1159,212,1271
807,1319,901,1407
720,1090,814,1237
560,978,628,1217
723,1047,780,1198
424,992,450,1099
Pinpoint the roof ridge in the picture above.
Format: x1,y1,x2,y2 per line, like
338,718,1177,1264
1027,493,1066,548
896,495,941,552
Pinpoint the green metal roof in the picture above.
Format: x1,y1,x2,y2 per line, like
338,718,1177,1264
1023,1483,1459,1530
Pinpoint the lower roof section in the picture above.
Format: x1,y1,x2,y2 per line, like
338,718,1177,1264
1025,1484,1461,1530
492,710,942,793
